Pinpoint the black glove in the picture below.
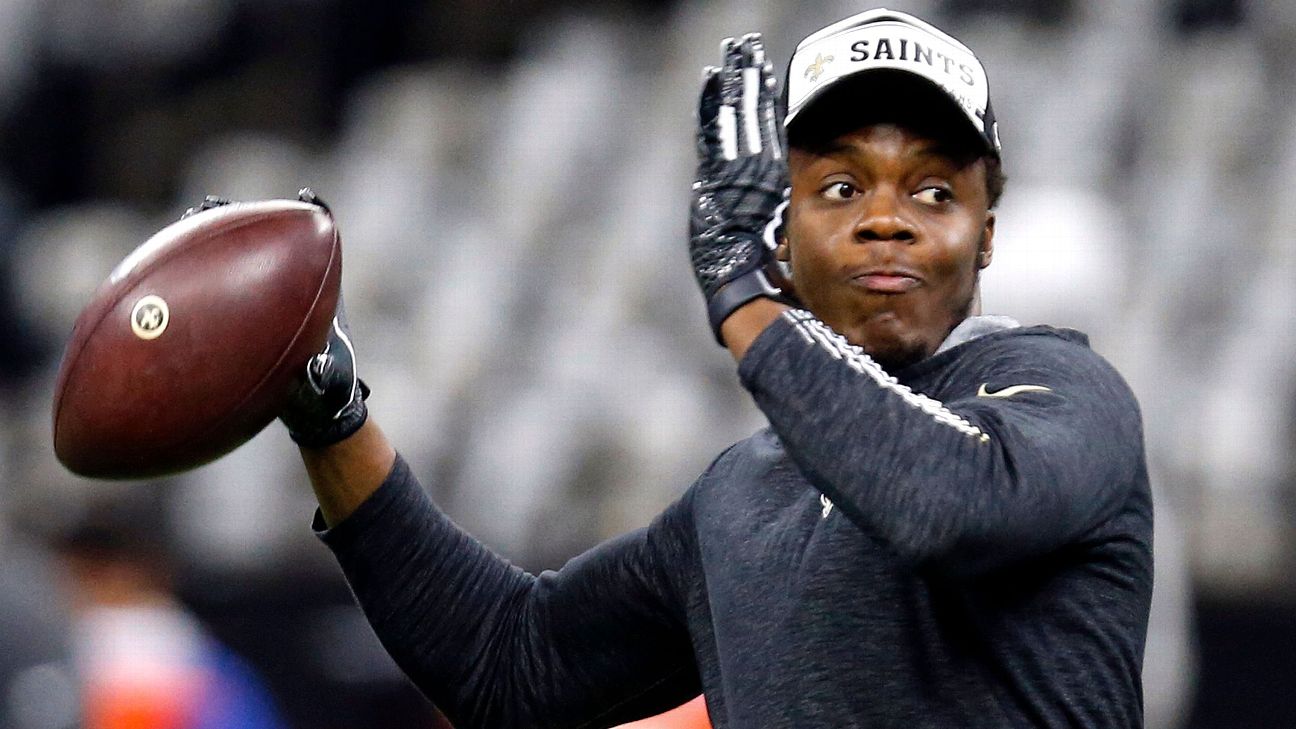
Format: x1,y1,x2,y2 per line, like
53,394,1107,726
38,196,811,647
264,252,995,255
278,297,369,448
689,33,794,345
278,188,369,448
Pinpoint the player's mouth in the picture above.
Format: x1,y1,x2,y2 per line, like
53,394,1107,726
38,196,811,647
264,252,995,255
848,266,922,294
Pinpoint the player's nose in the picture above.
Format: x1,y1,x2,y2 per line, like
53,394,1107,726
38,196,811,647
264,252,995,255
853,189,915,244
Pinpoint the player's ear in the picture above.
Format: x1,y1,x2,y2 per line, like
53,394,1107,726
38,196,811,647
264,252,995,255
768,233,797,299
977,212,995,269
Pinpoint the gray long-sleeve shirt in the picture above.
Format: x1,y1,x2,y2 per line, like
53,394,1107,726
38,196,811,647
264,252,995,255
319,312,1153,728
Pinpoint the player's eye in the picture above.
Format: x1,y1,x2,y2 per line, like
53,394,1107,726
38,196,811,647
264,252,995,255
822,181,858,201
913,186,953,205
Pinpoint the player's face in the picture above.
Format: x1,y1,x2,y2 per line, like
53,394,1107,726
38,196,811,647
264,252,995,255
782,123,995,370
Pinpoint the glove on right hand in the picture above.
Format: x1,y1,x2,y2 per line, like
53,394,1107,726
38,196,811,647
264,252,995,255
689,33,794,345
277,189,370,448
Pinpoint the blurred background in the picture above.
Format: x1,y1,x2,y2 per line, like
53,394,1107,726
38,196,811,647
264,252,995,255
0,0,1290,727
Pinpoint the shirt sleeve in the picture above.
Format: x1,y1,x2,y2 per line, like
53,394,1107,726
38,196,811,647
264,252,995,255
738,310,1145,578
316,455,702,728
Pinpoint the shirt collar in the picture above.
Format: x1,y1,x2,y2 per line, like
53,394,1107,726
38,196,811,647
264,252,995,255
935,314,1021,354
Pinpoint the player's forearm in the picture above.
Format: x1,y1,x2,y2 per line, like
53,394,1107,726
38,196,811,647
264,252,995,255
742,317,990,565
316,453,699,728
300,418,397,527
739,311,1142,575
315,452,535,726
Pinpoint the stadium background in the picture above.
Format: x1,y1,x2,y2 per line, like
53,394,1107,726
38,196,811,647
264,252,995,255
0,0,1291,726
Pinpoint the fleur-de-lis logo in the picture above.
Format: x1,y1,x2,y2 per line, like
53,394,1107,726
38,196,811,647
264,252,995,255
804,53,834,83
820,493,834,519
130,295,170,340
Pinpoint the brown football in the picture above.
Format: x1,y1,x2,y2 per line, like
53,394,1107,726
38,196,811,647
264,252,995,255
52,199,341,479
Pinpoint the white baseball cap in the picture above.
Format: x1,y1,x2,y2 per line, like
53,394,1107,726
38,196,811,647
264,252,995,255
785,8,1001,156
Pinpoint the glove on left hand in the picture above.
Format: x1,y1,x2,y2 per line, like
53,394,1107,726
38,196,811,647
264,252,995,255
689,33,793,345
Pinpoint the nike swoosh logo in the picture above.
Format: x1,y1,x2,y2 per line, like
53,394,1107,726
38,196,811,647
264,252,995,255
977,383,1053,399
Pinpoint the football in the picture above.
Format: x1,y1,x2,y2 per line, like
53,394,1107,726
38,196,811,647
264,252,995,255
52,198,342,479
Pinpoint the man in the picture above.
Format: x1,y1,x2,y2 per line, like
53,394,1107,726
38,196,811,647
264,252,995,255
276,8,1152,728
53,490,288,729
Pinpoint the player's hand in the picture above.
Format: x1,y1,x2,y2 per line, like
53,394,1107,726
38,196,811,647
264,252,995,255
690,33,793,345
277,188,370,448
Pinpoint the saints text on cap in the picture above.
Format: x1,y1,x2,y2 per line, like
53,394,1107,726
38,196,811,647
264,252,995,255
786,8,1001,154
